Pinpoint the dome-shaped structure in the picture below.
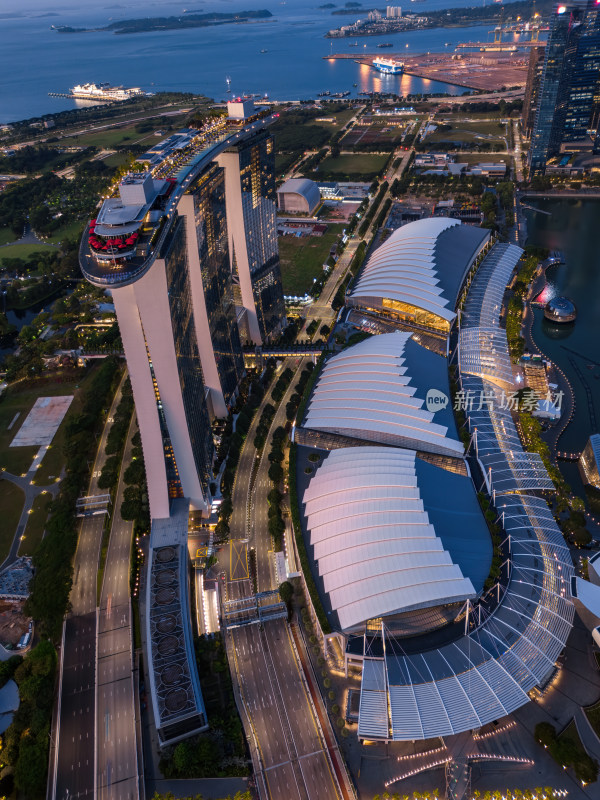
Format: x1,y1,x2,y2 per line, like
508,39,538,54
544,295,577,323
276,178,321,215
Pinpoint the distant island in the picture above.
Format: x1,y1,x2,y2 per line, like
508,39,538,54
52,9,273,35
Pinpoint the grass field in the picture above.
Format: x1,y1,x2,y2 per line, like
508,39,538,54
0,377,83,477
57,125,147,151
278,225,343,295
0,242,58,265
0,228,15,246
102,152,131,169
0,480,24,564
342,122,407,147
557,720,589,764
312,107,356,129
318,152,388,179
32,370,104,486
19,491,51,557
426,121,507,146
47,220,85,245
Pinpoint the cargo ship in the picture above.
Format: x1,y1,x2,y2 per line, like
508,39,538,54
372,57,404,74
70,82,147,101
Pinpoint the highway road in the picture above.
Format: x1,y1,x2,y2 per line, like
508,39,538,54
52,373,127,800
221,354,351,800
232,620,341,800
96,419,139,800
251,357,307,593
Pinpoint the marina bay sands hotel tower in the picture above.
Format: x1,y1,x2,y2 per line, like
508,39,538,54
80,109,285,520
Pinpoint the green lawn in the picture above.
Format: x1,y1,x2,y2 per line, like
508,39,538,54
586,698,600,737
46,220,85,245
313,108,357,129
0,243,58,265
426,121,507,146
19,491,51,557
317,152,388,179
58,124,168,152
0,228,15,246
0,480,25,564
557,720,591,766
278,225,343,296
0,378,82,478
102,152,131,169
57,125,145,150
0,393,38,474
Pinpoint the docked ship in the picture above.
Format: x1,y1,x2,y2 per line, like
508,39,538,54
70,82,147,101
372,57,404,74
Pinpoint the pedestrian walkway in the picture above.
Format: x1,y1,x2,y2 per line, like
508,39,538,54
0,465,60,571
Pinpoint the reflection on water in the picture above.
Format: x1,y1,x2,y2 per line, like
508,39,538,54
541,318,576,341
357,61,444,95
524,199,600,485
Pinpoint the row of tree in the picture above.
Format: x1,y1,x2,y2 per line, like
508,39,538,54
25,357,121,639
2,640,58,798
120,429,150,531
358,181,389,239
97,378,134,491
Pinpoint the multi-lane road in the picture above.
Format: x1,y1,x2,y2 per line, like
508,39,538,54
96,420,139,800
231,620,342,800
220,353,351,800
52,374,140,800
52,374,127,800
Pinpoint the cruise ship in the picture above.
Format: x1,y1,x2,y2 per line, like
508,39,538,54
70,82,147,101
372,57,404,74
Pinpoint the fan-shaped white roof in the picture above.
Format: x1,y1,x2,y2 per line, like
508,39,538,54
303,447,476,632
302,331,463,458
349,217,490,323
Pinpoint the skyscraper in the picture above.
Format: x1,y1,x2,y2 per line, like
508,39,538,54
178,164,245,419
217,129,285,344
563,3,600,146
81,164,245,519
104,207,215,520
522,46,546,139
529,0,600,174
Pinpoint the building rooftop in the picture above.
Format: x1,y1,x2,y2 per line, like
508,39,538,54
349,217,490,324
277,177,321,208
146,499,208,746
303,447,491,632
300,331,463,458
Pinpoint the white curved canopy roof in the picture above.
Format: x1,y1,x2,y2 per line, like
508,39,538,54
349,217,489,323
303,447,476,632
302,331,464,458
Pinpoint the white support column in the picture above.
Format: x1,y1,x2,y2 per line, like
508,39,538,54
112,284,170,520
134,262,208,514
216,149,262,345
179,195,228,418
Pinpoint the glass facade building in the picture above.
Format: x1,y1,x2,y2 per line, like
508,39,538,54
529,0,600,174
522,46,546,139
189,165,244,408
217,130,285,344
